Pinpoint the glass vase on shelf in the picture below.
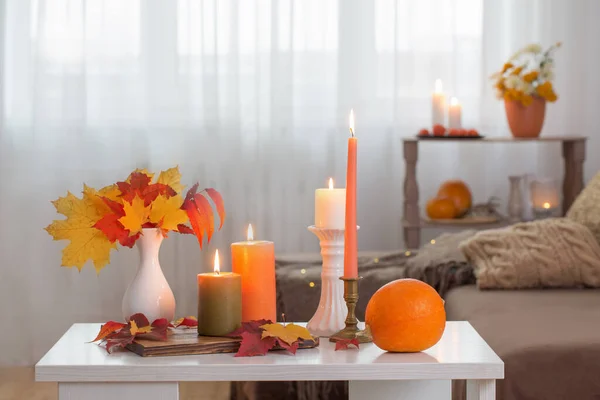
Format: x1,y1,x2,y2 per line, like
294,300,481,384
507,176,524,222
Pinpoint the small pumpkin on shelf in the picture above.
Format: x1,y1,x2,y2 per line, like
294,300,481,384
426,197,458,219
436,180,472,217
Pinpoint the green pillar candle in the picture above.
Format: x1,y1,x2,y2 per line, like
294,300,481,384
197,250,242,337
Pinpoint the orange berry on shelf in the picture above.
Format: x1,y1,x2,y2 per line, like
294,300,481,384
418,128,430,136
432,124,446,136
467,129,479,136
448,128,459,136
366,279,446,352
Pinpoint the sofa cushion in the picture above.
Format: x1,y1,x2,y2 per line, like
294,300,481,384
460,218,600,289
567,171,600,244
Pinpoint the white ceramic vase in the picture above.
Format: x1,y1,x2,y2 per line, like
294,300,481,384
122,228,176,322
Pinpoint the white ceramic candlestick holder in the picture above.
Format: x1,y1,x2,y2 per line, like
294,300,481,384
307,225,359,337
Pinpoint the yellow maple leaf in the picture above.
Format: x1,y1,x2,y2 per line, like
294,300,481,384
83,184,122,213
46,188,116,272
149,194,188,231
119,196,150,234
130,320,152,336
127,168,155,182
157,166,185,194
260,323,314,345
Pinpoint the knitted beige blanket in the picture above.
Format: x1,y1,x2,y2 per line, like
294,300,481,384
460,218,600,289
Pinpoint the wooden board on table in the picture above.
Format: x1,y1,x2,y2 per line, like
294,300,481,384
126,329,319,357
425,215,500,225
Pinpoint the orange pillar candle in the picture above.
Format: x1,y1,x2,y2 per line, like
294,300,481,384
197,250,242,336
231,224,276,322
344,109,358,278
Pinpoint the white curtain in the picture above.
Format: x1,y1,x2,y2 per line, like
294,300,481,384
1,0,599,365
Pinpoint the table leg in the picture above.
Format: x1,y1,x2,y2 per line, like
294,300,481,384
466,379,495,400
349,380,450,400
403,140,420,249
562,139,585,215
59,382,178,399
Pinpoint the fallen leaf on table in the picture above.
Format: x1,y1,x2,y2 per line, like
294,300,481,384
173,316,198,328
90,321,126,343
260,323,314,345
235,332,277,357
104,329,136,353
227,319,273,337
334,338,360,351
129,320,152,336
276,338,299,354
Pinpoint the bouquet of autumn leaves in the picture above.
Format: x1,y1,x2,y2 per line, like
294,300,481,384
45,167,225,273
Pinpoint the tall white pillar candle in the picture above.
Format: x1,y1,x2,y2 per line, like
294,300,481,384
448,97,462,129
432,79,446,126
315,178,346,229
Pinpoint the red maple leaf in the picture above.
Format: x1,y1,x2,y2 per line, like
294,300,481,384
103,329,136,353
235,332,277,357
173,317,198,328
137,318,169,341
334,338,360,351
276,338,299,354
227,319,273,337
94,213,140,248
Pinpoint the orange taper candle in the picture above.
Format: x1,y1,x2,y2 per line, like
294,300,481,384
344,109,358,278
231,224,276,322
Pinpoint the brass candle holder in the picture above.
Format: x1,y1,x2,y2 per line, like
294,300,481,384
329,277,373,343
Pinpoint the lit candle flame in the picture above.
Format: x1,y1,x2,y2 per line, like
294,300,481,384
213,249,220,274
450,96,459,106
247,224,254,241
328,178,334,190
435,79,443,93
543,202,551,209
349,109,355,137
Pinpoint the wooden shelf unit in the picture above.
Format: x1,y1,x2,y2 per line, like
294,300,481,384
402,136,587,249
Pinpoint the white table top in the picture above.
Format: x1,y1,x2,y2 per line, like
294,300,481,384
36,321,503,382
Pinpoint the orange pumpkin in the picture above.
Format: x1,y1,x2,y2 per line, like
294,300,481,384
437,180,472,216
426,197,457,219
365,278,446,352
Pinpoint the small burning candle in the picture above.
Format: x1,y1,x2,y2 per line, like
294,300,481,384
448,97,462,129
197,250,242,336
432,79,446,126
231,224,276,322
530,179,560,219
315,178,346,229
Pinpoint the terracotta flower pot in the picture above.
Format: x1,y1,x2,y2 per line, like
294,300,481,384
504,97,546,138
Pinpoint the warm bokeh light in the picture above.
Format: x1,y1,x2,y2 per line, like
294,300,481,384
328,177,334,190
435,78,443,93
213,249,220,274
450,96,459,106
543,202,551,209
247,224,254,241
349,109,355,136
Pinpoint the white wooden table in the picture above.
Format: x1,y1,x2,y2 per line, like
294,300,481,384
36,321,503,400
